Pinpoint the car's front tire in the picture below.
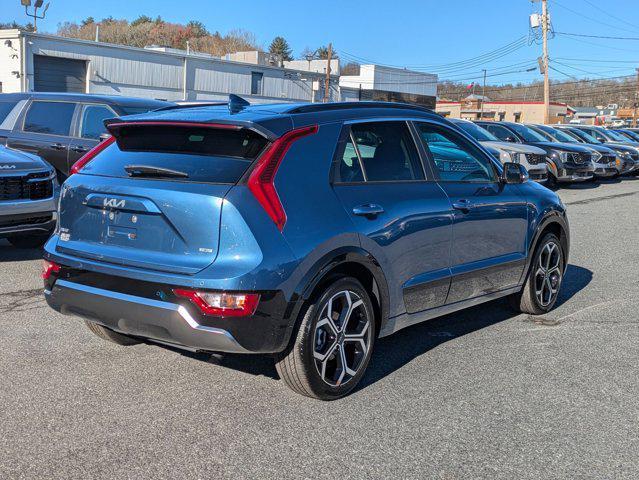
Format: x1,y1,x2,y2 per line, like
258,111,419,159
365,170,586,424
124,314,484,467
275,277,376,400
509,233,565,315
84,320,141,346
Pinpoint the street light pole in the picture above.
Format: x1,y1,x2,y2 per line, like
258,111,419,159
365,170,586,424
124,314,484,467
480,69,487,119
21,0,50,33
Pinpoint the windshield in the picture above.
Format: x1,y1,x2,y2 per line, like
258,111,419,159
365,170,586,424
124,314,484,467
569,128,602,144
507,123,548,142
604,129,632,142
538,125,578,143
454,121,499,142
619,130,639,142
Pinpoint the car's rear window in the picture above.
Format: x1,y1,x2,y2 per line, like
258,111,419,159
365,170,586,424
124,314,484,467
81,125,268,184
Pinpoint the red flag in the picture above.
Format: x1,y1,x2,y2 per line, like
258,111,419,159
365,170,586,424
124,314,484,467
466,82,475,90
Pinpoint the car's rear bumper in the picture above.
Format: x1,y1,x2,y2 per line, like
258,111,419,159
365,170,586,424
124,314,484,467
44,275,297,354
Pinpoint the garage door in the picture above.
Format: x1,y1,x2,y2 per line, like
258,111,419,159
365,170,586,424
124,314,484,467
33,55,86,93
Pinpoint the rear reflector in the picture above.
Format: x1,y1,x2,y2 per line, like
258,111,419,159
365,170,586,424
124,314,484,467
247,124,318,231
173,289,260,317
70,136,116,175
42,260,61,280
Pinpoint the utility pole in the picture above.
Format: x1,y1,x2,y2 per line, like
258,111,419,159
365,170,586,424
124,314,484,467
542,0,550,124
324,43,332,103
480,69,487,119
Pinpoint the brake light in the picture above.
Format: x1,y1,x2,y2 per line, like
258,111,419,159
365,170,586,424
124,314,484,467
42,260,61,280
69,136,116,175
247,124,318,231
173,289,260,318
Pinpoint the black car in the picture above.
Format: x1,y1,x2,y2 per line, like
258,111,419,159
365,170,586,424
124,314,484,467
476,121,595,186
0,93,172,181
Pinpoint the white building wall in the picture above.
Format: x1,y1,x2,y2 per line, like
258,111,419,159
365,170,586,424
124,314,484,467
0,30,23,93
0,31,338,103
339,64,437,97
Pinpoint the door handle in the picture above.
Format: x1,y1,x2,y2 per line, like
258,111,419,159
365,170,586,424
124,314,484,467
452,199,473,214
70,145,89,153
50,143,65,150
352,204,384,218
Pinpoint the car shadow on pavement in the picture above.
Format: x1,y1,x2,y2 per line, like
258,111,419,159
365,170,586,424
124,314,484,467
164,264,593,388
356,263,593,392
0,240,43,262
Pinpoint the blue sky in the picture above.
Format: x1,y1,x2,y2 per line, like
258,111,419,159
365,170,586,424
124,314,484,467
3,0,639,85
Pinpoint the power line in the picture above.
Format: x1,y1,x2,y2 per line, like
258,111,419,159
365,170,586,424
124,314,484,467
550,0,639,35
580,0,639,34
556,32,639,41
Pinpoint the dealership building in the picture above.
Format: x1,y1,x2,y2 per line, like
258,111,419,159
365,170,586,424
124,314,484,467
0,29,437,106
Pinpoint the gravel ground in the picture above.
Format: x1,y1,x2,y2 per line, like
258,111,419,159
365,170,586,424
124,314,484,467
0,178,637,479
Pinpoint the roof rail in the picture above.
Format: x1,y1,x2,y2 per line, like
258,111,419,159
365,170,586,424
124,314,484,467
285,101,434,115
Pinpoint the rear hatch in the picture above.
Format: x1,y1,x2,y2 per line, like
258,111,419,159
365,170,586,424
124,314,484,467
56,123,267,274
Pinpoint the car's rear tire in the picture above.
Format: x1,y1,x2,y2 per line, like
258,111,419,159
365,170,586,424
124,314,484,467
84,320,141,346
275,277,376,400
7,233,50,249
509,233,565,315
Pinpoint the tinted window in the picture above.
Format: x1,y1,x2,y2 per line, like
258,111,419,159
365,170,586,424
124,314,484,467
335,134,365,182
23,101,75,136
454,121,499,142
417,123,496,182
347,122,424,182
567,128,601,144
483,124,517,142
0,100,18,124
81,125,267,184
538,125,577,143
80,104,114,139
507,123,548,142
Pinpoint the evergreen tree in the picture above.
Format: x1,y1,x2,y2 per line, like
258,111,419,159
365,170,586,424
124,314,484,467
269,36,293,61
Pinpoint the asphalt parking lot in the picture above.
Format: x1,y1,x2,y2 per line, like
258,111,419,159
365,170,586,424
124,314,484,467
1,178,638,479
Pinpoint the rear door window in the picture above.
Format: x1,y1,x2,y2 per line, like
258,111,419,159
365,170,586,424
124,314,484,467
336,122,424,182
81,124,268,184
80,104,115,139
23,101,76,136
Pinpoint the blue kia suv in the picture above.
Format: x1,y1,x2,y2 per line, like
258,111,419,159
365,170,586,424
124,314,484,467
43,99,569,399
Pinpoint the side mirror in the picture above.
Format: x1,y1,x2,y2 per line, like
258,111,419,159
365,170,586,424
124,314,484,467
501,162,529,184
504,136,517,143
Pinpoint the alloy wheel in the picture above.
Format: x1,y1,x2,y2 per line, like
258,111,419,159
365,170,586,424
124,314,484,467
534,241,562,307
313,290,372,387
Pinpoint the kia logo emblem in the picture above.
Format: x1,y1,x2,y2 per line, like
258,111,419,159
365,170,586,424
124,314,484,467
103,198,126,209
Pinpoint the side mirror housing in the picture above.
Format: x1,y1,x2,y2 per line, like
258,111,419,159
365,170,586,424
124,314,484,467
501,162,529,184
504,136,518,143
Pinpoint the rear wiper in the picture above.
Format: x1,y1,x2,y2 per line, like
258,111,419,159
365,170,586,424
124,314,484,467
124,165,189,178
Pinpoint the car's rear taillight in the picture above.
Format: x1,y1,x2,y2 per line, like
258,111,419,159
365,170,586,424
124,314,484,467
42,260,61,280
69,136,116,175
173,289,260,318
247,124,318,231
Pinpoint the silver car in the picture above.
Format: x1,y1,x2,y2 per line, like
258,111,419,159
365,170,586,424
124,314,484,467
451,119,548,182
0,146,58,248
